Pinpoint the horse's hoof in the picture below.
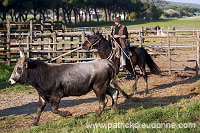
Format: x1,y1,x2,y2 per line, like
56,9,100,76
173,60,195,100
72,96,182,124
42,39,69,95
130,97,140,102
143,93,148,97
126,95,133,99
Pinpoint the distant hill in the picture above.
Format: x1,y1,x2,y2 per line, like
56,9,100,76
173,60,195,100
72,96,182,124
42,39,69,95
141,0,200,9
169,1,200,9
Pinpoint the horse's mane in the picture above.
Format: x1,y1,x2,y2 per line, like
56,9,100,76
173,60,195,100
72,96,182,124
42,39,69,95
97,33,113,48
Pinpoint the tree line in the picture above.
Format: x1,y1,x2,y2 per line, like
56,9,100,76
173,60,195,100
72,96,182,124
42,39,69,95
141,0,200,18
0,0,163,25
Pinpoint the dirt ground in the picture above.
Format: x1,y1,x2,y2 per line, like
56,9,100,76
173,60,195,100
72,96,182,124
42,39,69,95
0,70,200,132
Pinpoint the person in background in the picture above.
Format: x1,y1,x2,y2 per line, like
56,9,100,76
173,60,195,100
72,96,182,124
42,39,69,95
111,17,131,71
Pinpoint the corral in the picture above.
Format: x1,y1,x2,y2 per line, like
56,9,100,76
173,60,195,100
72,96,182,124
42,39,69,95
0,20,200,75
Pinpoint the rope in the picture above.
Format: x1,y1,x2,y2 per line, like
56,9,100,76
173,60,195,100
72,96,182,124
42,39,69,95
104,29,136,75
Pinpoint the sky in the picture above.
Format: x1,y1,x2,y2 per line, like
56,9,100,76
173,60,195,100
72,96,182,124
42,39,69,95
165,0,200,5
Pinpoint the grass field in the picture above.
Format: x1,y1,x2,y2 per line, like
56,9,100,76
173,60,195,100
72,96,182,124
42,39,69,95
19,100,199,133
95,16,200,30
0,17,200,132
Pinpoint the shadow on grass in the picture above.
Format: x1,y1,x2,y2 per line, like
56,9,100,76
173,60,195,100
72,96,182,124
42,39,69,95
118,74,199,110
0,97,97,118
119,92,199,111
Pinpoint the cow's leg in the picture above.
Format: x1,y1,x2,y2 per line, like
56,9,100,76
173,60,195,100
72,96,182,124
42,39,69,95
106,85,119,113
51,96,72,117
93,88,107,117
33,96,46,126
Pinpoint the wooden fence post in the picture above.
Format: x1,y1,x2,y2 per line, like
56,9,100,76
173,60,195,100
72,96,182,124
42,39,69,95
27,33,30,58
70,36,74,59
196,31,200,76
6,20,11,66
40,19,44,50
48,39,51,60
29,20,33,43
50,19,54,32
140,27,144,47
62,22,65,51
167,32,172,74
52,32,57,58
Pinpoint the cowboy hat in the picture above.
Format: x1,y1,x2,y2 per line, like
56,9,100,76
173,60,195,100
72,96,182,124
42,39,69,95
113,17,121,23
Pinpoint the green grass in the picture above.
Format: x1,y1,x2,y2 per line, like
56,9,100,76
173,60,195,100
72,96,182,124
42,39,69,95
122,17,200,30
16,100,199,133
70,16,200,30
0,63,14,90
0,63,34,93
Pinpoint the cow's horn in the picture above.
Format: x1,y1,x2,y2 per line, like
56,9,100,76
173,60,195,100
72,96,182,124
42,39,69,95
19,48,25,58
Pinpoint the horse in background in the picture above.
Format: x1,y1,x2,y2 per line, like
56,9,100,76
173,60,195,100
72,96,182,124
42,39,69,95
83,32,161,98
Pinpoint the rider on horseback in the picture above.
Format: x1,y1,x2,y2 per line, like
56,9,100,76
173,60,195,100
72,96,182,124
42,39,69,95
111,17,132,71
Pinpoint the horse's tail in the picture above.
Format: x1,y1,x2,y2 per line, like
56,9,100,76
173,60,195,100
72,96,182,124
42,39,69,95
141,48,161,75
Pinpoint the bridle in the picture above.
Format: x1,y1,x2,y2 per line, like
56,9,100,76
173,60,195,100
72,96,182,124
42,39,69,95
86,35,108,50
85,36,101,50
86,35,116,61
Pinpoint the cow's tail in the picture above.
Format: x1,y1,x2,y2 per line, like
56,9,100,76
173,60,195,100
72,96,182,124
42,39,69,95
107,60,116,80
141,47,161,75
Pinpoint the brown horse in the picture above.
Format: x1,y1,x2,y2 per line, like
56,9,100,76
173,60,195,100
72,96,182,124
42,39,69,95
83,32,161,97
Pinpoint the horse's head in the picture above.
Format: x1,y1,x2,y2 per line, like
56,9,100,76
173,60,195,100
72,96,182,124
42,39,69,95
82,31,102,50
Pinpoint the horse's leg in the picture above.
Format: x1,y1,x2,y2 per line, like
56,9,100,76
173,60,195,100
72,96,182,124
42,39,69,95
132,69,139,95
106,85,119,113
33,96,46,126
125,55,139,95
112,78,130,99
140,66,148,96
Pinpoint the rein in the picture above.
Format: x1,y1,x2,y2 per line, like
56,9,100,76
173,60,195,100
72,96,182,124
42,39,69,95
86,36,115,60
86,37,101,50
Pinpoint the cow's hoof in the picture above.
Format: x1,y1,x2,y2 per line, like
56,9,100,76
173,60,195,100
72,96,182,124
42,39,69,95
95,111,102,118
113,108,119,114
95,114,100,118
59,111,72,117
32,122,38,126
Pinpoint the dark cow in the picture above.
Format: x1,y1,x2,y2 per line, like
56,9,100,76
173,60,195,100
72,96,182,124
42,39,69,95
9,50,119,125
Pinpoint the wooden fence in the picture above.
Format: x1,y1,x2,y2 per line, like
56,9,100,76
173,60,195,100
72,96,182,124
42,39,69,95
0,21,200,75
0,20,110,65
